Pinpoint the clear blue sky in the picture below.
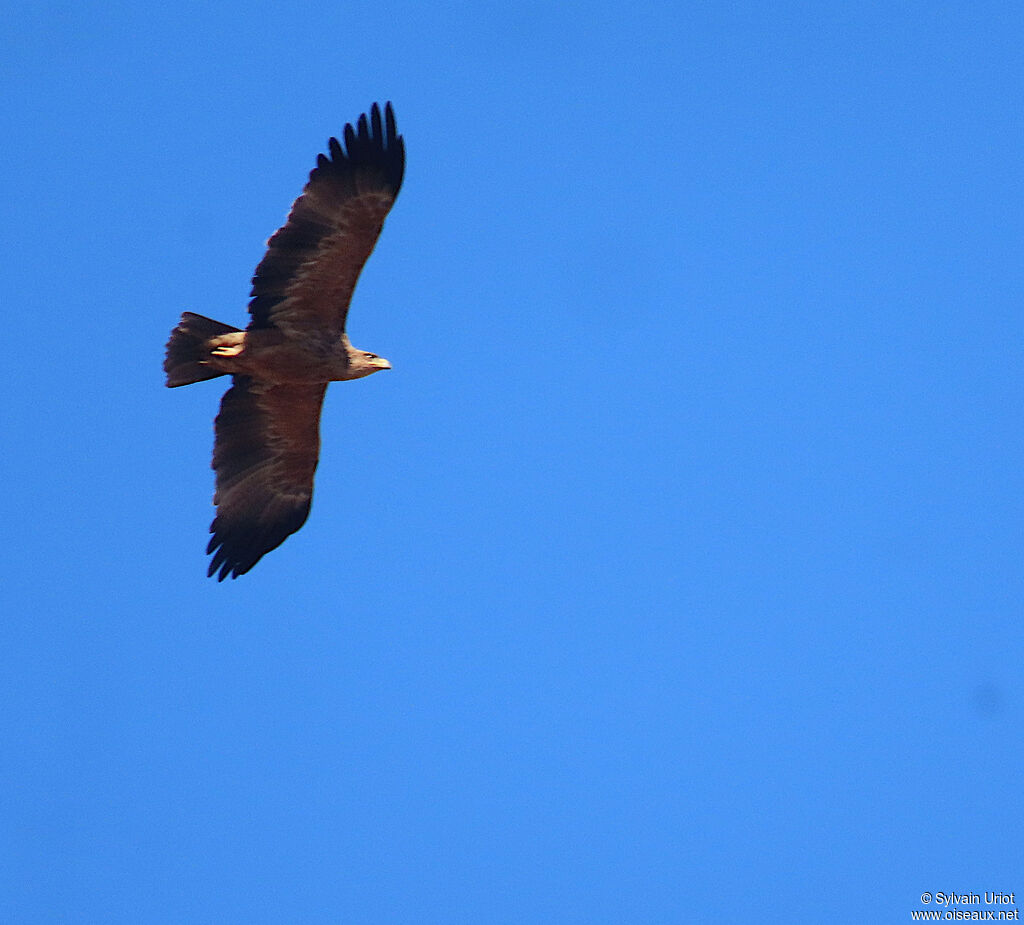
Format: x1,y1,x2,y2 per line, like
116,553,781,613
2,1,1021,921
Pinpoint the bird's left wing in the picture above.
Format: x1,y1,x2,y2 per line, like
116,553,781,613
207,378,328,580
247,102,405,344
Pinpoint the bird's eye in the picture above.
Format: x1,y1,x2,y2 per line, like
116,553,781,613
365,353,377,359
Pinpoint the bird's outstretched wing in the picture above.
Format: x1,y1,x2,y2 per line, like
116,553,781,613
248,101,405,343
207,378,328,580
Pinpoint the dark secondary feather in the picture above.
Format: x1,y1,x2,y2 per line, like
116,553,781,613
247,101,404,342
207,379,328,581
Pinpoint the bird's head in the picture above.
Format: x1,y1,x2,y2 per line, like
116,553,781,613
349,349,392,378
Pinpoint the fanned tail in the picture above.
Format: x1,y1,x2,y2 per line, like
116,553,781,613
164,312,240,387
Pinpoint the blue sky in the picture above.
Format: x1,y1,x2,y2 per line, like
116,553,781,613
2,1,1022,921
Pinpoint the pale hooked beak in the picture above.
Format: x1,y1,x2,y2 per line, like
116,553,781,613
371,357,392,370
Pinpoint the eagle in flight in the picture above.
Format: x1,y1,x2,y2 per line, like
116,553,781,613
164,102,404,580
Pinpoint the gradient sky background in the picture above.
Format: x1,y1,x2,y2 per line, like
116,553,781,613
2,1,1022,922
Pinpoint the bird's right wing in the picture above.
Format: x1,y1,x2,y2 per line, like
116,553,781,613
247,102,405,344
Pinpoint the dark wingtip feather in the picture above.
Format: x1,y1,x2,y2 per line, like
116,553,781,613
384,102,397,143
313,102,405,195
205,504,312,581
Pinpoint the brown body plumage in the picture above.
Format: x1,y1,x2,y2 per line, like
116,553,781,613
164,103,405,580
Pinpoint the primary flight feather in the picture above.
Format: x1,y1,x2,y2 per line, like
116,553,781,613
164,102,405,580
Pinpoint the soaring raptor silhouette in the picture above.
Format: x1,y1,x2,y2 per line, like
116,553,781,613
164,102,404,580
